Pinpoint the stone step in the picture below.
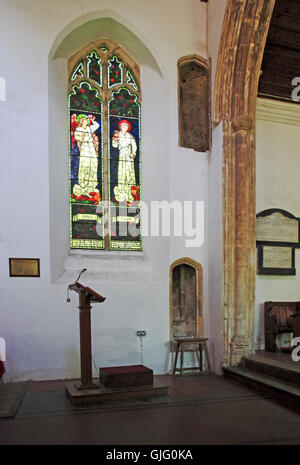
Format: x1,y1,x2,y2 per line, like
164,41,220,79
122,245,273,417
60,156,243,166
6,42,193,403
223,366,300,409
244,355,300,386
65,378,168,407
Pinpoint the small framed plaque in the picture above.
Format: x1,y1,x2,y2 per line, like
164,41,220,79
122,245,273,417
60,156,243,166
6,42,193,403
256,209,300,247
256,209,300,276
9,258,40,278
257,246,295,276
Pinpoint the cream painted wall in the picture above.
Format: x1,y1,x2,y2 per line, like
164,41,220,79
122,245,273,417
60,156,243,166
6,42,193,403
255,98,300,349
0,0,217,381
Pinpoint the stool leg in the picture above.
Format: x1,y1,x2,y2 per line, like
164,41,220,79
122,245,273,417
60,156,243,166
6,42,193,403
199,344,203,372
180,343,184,377
173,342,179,374
195,345,200,365
204,342,211,373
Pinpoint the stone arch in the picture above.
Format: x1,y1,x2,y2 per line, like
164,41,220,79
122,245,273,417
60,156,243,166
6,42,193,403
169,257,204,345
214,0,276,366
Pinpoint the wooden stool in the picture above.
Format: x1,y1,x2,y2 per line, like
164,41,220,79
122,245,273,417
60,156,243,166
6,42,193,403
172,337,211,376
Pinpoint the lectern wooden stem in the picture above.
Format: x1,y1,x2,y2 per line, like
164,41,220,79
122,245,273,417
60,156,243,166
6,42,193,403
67,281,105,392
78,292,96,389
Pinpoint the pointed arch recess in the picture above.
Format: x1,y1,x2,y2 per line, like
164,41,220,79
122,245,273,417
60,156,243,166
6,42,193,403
169,257,204,347
177,54,211,152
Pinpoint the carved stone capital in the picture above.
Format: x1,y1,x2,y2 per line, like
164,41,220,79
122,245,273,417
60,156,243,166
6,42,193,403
231,115,253,133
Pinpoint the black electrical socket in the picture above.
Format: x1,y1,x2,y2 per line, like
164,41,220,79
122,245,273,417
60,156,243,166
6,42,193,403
137,330,146,337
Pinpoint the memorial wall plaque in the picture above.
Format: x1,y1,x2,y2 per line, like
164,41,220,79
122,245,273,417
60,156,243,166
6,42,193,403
262,246,292,269
256,210,299,245
9,258,40,277
257,245,295,275
256,209,299,276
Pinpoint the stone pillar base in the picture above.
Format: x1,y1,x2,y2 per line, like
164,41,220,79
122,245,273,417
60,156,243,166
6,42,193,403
229,335,250,366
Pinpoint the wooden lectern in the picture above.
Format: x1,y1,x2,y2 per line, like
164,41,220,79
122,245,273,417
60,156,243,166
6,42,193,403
65,278,168,407
68,282,106,390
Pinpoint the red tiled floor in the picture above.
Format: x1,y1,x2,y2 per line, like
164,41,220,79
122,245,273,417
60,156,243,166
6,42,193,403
1,374,300,445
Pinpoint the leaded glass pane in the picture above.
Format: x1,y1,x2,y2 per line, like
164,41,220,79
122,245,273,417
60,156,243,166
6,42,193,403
101,46,108,53
69,82,101,112
108,88,141,251
126,70,138,90
109,87,139,118
87,51,102,86
69,82,104,250
108,56,123,88
71,61,84,81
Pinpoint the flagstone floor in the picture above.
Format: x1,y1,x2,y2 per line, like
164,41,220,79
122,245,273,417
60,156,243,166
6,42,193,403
1,374,300,445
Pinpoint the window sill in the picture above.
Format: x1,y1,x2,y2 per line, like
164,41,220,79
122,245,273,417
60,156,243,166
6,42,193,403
68,248,145,259
54,247,155,285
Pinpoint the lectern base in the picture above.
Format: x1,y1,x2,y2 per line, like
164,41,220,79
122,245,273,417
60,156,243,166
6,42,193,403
75,381,98,391
65,379,168,407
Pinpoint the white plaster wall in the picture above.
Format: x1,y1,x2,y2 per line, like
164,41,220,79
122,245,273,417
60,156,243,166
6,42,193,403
207,123,223,373
208,0,227,96
206,0,226,372
255,101,300,349
0,0,211,381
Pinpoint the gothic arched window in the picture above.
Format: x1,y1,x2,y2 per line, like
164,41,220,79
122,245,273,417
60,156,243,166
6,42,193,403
68,41,142,251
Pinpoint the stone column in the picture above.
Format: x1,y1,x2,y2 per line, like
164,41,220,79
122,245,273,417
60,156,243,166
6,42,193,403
229,115,255,365
213,0,276,367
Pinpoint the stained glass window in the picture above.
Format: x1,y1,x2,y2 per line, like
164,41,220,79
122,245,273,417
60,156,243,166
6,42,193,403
68,41,142,251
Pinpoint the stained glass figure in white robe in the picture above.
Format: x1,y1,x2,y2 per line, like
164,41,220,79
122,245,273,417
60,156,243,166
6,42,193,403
73,114,100,198
112,120,137,203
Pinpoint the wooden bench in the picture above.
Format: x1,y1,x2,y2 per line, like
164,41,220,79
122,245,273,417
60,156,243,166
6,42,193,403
264,301,300,352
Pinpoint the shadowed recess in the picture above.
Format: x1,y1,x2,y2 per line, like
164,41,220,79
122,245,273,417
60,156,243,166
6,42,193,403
53,16,162,77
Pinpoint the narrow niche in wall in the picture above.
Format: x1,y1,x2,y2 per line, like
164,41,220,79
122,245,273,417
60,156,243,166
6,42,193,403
170,258,204,344
178,55,211,152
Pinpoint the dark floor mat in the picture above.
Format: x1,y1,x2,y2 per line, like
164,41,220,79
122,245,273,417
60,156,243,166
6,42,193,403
18,389,172,415
0,382,28,418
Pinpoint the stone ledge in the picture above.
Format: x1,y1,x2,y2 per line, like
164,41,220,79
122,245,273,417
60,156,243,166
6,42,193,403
256,98,300,126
